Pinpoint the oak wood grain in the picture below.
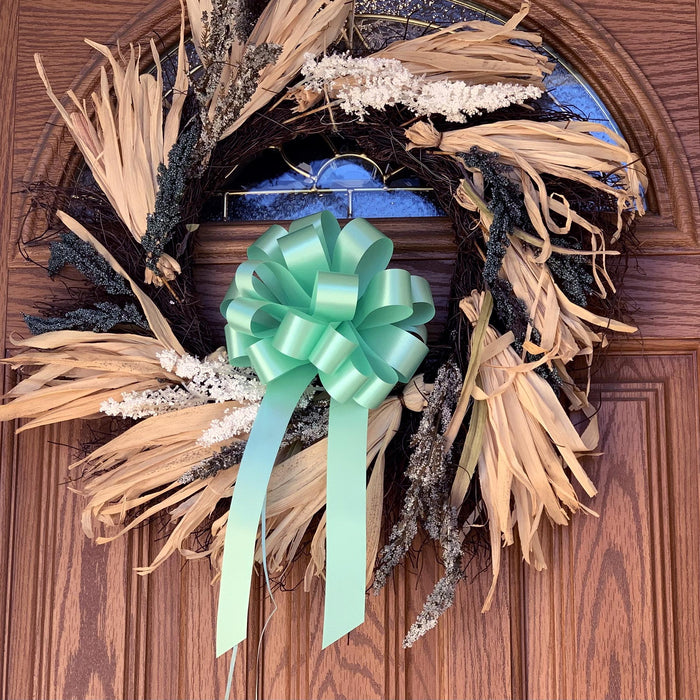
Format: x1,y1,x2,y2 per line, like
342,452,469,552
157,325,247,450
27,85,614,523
0,0,19,697
2,1,700,698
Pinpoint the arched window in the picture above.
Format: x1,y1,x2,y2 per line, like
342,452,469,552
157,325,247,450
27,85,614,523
191,0,622,222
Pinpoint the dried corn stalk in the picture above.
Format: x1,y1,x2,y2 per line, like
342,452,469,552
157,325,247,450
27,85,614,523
372,1,550,87
187,0,351,156
34,3,189,285
454,292,598,611
405,119,647,261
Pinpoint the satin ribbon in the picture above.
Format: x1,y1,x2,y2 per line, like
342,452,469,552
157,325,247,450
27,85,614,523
217,211,434,655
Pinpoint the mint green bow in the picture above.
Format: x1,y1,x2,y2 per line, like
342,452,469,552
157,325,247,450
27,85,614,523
217,211,434,656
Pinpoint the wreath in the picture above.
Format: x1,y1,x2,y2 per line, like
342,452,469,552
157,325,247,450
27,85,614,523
3,0,646,666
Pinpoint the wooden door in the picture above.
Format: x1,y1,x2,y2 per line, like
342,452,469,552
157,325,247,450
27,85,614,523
2,1,700,697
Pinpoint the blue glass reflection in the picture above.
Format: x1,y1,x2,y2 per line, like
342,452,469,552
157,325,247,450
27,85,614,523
316,157,383,189
352,190,442,218
223,151,445,219
227,191,348,220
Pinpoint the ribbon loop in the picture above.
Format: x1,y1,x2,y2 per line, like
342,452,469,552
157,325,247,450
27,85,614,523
273,310,326,360
278,225,331,291
332,218,394,293
311,271,359,321
218,212,435,656
308,325,357,374
355,268,414,328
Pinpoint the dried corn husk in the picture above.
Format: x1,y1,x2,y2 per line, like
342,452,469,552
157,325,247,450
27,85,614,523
373,1,550,87
76,401,245,544
34,2,189,285
454,168,636,403
0,331,178,430
406,119,647,260
185,0,212,60
0,215,187,430
455,292,598,611
501,237,635,359
188,0,351,140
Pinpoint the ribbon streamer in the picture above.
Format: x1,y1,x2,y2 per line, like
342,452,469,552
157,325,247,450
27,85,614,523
218,211,434,656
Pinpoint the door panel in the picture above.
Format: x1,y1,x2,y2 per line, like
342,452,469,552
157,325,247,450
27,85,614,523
2,1,699,698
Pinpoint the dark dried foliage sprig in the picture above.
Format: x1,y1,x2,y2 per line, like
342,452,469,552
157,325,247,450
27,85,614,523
194,0,282,164
19,178,214,355
142,124,200,273
459,146,523,284
179,440,247,484
374,360,462,591
546,235,594,307
456,147,533,345
200,42,282,162
48,231,133,296
373,359,467,645
24,301,147,335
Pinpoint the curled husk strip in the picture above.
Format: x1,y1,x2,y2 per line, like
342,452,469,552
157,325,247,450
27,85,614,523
405,119,647,258
34,4,189,285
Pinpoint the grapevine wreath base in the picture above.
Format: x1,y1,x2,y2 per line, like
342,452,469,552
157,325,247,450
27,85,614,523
2,0,646,667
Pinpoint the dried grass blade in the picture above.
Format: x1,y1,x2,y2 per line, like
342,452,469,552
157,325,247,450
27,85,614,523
450,398,487,508
373,1,550,88
459,292,598,611
443,290,493,449
56,211,185,354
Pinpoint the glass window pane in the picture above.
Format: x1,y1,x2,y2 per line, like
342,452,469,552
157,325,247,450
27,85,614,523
226,191,349,221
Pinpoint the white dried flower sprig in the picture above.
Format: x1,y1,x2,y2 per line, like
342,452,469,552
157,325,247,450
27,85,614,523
197,403,260,446
300,53,542,122
100,349,320,448
100,348,264,424
157,348,265,403
100,386,207,419
196,386,316,447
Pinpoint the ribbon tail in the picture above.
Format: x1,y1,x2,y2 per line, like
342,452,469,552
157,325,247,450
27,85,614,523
323,398,368,648
216,364,317,657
